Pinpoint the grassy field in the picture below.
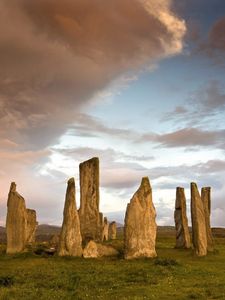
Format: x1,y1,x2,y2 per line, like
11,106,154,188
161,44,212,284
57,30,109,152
0,235,225,300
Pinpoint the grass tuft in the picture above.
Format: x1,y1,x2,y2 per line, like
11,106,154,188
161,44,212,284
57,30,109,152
0,276,14,287
154,257,179,266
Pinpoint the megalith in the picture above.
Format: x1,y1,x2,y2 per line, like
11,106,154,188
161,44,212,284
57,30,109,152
99,212,104,238
174,187,191,249
124,177,157,259
83,240,119,258
201,187,214,252
109,221,117,240
58,178,83,256
26,209,38,244
102,217,109,241
79,157,101,241
191,182,207,256
6,182,27,254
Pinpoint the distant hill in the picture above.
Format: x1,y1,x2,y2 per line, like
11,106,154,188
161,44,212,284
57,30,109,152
36,224,61,235
0,225,225,244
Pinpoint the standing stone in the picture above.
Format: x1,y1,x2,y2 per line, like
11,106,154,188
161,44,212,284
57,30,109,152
58,178,83,256
201,187,214,252
6,182,27,254
26,209,38,244
99,212,104,238
109,222,117,240
79,157,101,241
50,234,60,249
124,177,157,259
191,182,207,256
102,217,109,241
174,187,191,249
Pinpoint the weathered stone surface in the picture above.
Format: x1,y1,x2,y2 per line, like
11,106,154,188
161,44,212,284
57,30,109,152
50,234,60,249
201,187,214,252
26,209,38,244
191,182,207,256
102,217,109,241
109,221,117,240
6,182,27,254
99,212,104,239
83,240,119,258
124,177,157,259
58,178,83,257
174,187,191,249
79,157,101,241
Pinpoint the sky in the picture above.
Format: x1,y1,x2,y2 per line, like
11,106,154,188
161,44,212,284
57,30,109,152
0,0,225,227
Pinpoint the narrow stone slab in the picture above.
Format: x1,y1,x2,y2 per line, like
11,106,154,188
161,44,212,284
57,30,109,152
201,187,214,252
6,182,27,254
174,187,191,249
79,157,101,241
191,182,207,256
58,178,82,256
109,221,117,240
124,177,157,259
26,209,38,244
102,217,109,241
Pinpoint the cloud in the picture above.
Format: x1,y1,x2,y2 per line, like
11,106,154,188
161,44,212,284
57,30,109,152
162,81,225,131
138,127,225,149
190,14,225,66
66,112,225,151
67,113,137,140
208,16,225,52
0,0,186,150
53,146,152,190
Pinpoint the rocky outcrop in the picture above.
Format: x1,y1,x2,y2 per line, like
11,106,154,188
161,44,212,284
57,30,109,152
102,217,109,241
26,209,38,244
124,177,157,259
79,157,101,241
201,187,214,252
83,240,119,258
109,221,117,240
191,183,207,256
6,182,27,254
58,178,82,257
174,187,191,249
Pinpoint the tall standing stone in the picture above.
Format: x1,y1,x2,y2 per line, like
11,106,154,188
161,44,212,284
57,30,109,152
191,182,207,256
99,212,104,238
58,178,83,256
6,182,27,254
102,217,109,241
79,157,101,241
124,177,157,259
174,187,191,249
201,187,214,252
26,209,38,244
109,221,117,240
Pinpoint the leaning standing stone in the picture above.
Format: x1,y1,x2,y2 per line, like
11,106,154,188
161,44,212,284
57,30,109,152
201,187,214,252
124,177,157,259
6,182,27,254
191,182,207,256
58,178,83,256
174,187,191,249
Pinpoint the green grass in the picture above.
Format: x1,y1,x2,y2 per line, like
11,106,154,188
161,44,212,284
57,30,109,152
0,236,225,299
